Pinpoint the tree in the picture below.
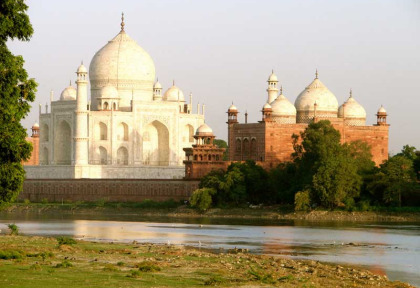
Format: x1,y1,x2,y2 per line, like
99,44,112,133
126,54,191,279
190,188,216,212
213,139,228,160
0,0,37,207
292,121,366,209
380,155,416,206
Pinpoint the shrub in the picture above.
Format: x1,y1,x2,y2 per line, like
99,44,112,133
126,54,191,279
41,198,48,204
56,236,77,246
190,188,216,212
55,260,73,268
116,261,125,267
357,200,371,211
294,190,311,211
344,198,356,211
135,261,161,272
103,263,119,272
23,199,31,205
129,270,141,278
7,223,19,235
0,250,24,260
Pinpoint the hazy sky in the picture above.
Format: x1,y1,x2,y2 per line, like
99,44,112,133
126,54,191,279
10,0,420,154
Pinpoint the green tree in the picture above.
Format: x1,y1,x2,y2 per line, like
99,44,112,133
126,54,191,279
380,155,416,206
213,139,228,160
292,121,366,209
190,188,216,212
0,0,37,207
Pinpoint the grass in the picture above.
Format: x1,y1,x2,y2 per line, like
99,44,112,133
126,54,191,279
0,235,411,288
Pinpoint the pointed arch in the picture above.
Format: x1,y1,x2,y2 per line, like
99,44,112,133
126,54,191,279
54,120,71,165
142,120,169,166
41,147,49,165
41,124,49,142
95,122,107,140
117,146,128,165
99,146,107,165
242,138,250,159
117,122,128,141
185,124,194,143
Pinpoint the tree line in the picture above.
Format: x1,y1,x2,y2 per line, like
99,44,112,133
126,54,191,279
191,120,420,211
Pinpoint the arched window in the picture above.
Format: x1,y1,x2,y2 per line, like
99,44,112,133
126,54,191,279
103,102,109,110
54,120,71,165
42,147,49,165
185,124,194,143
113,102,117,111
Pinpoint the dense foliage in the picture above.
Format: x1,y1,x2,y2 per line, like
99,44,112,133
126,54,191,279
192,121,420,211
0,0,37,207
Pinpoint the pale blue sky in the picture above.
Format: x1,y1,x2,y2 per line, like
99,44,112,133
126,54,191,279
10,0,420,154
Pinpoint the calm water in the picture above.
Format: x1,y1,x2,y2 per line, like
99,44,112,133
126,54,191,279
0,215,419,287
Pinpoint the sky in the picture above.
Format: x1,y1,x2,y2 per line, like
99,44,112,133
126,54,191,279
9,0,420,155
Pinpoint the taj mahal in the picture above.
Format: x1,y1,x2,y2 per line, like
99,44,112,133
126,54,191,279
25,15,205,179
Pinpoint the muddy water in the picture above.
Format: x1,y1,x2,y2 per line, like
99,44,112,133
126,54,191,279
0,216,419,286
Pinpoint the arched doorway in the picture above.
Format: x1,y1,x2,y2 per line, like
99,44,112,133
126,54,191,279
142,120,169,166
54,120,71,165
117,146,128,165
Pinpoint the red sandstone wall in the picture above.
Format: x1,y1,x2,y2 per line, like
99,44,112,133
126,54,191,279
23,137,39,166
20,179,200,202
229,119,389,167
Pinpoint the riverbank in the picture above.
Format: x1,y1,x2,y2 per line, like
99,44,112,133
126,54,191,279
2,203,420,222
0,235,414,288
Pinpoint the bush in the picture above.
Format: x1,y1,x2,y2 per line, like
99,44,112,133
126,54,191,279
103,263,119,272
55,260,73,268
23,199,31,205
0,250,24,260
129,270,141,278
294,190,311,211
7,223,19,235
135,261,161,272
357,200,371,211
56,236,77,246
190,188,216,212
344,198,356,211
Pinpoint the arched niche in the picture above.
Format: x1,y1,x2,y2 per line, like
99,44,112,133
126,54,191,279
117,146,128,165
54,120,71,165
142,120,169,166
41,124,49,142
95,122,108,140
99,146,107,165
41,147,49,165
185,124,194,143
117,122,128,141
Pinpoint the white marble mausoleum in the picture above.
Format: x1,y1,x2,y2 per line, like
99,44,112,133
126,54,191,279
25,15,205,179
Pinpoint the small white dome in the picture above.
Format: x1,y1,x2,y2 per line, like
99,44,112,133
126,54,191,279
33,122,39,128
100,84,119,98
163,84,185,101
77,64,87,73
338,93,366,119
294,76,338,114
268,71,278,82
228,104,237,111
271,94,297,116
196,123,213,135
153,80,162,89
263,102,272,110
60,85,77,101
378,105,387,114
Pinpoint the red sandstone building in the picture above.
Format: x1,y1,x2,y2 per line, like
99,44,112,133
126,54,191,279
227,71,389,167
23,123,40,166
184,71,389,179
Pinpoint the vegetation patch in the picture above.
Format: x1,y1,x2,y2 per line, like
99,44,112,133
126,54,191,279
135,261,161,272
56,236,77,246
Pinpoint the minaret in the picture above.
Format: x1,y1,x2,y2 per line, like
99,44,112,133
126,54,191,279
74,62,89,165
226,103,239,161
267,70,279,104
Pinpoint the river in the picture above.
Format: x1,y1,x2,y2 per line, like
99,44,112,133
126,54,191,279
0,215,419,287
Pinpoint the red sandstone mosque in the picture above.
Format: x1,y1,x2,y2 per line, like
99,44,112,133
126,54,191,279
184,70,389,179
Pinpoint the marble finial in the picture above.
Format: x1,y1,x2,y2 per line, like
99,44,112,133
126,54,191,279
349,89,353,98
121,12,125,32
315,69,319,79
280,85,283,95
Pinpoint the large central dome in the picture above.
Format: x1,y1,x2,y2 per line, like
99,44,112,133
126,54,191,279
89,24,156,109
294,73,338,123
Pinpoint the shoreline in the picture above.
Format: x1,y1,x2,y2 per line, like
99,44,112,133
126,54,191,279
2,203,420,223
0,235,414,288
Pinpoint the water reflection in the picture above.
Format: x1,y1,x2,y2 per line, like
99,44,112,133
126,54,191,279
0,218,419,287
